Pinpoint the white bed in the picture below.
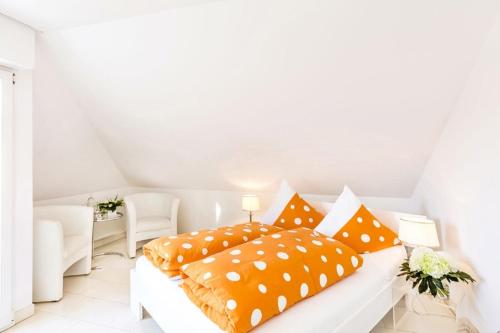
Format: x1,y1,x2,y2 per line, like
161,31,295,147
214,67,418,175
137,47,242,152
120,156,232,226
130,245,407,333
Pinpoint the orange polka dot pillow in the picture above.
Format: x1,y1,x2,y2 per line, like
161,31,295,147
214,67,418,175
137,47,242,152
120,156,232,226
143,222,284,278
315,186,401,253
181,227,363,333
260,180,325,229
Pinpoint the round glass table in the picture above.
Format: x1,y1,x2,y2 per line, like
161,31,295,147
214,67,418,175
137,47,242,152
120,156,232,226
92,212,125,270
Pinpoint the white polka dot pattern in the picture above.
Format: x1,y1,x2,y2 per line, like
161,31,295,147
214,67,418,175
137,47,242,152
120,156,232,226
258,284,267,294
300,283,309,297
226,299,237,310
254,261,267,271
272,193,325,230
278,296,287,312
333,205,401,254
319,273,327,287
181,228,363,332
144,222,284,278
226,272,240,282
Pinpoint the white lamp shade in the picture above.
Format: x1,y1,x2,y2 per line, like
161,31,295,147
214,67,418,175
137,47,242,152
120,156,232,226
398,218,440,248
242,195,260,212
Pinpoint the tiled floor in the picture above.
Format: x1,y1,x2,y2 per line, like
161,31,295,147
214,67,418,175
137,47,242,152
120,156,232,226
6,240,163,333
5,239,457,333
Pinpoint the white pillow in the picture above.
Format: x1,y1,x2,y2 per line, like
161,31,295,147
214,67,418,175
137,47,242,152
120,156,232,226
314,186,361,236
260,180,295,225
315,186,427,237
315,201,334,214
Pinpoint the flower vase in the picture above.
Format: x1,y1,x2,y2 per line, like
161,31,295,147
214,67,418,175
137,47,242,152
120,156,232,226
107,211,118,219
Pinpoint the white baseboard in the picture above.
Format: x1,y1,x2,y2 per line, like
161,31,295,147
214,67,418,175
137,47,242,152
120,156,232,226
13,304,34,323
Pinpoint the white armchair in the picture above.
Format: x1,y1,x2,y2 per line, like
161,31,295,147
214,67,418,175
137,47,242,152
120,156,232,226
33,205,93,302
124,193,180,258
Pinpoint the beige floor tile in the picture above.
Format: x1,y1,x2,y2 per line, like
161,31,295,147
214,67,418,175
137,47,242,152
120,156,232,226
63,275,94,295
89,265,131,285
5,311,75,333
68,320,128,333
64,297,137,331
35,293,90,316
130,317,164,333
396,311,456,333
79,278,129,304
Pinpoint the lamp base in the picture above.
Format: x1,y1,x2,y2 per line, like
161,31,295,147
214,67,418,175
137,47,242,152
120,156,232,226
404,245,413,258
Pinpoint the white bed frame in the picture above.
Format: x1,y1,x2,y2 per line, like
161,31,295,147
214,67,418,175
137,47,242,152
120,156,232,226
130,264,405,333
130,210,419,332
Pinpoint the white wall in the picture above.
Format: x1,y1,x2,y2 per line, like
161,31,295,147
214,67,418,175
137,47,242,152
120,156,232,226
35,186,420,237
0,15,35,323
0,14,34,69
413,14,500,333
136,187,421,233
33,37,128,200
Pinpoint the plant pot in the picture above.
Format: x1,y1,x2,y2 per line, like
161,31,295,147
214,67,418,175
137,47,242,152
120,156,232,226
107,211,119,219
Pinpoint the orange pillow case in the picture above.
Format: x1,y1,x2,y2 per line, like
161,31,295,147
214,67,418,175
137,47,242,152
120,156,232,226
315,186,400,253
260,180,325,229
273,193,325,230
333,204,400,253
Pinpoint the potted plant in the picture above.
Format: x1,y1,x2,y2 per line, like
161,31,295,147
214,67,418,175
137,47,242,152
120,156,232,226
97,195,124,219
398,247,475,299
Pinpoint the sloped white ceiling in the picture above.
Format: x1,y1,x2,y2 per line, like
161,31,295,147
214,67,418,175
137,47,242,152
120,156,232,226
30,0,500,198
0,0,219,30
33,40,128,199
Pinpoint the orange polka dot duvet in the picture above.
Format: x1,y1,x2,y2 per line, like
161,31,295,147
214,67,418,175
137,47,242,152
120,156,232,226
143,222,284,278
181,227,363,333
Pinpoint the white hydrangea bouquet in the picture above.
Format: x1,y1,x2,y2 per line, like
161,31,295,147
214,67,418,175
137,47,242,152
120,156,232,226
398,247,475,298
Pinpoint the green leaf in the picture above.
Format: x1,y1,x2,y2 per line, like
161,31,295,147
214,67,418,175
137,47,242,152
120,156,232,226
418,279,428,294
428,279,437,297
412,279,419,289
435,279,444,290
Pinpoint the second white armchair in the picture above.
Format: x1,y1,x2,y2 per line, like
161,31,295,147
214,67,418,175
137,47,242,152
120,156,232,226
33,205,93,302
124,193,180,258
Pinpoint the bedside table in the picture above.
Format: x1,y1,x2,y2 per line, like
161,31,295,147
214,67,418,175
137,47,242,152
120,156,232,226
391,280,474,332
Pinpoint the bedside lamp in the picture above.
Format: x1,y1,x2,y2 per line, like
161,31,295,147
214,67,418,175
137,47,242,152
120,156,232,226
242,195,260,222
399,217,440,249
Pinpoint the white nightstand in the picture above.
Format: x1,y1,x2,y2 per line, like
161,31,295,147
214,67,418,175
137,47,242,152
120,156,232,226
389,280,477,333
